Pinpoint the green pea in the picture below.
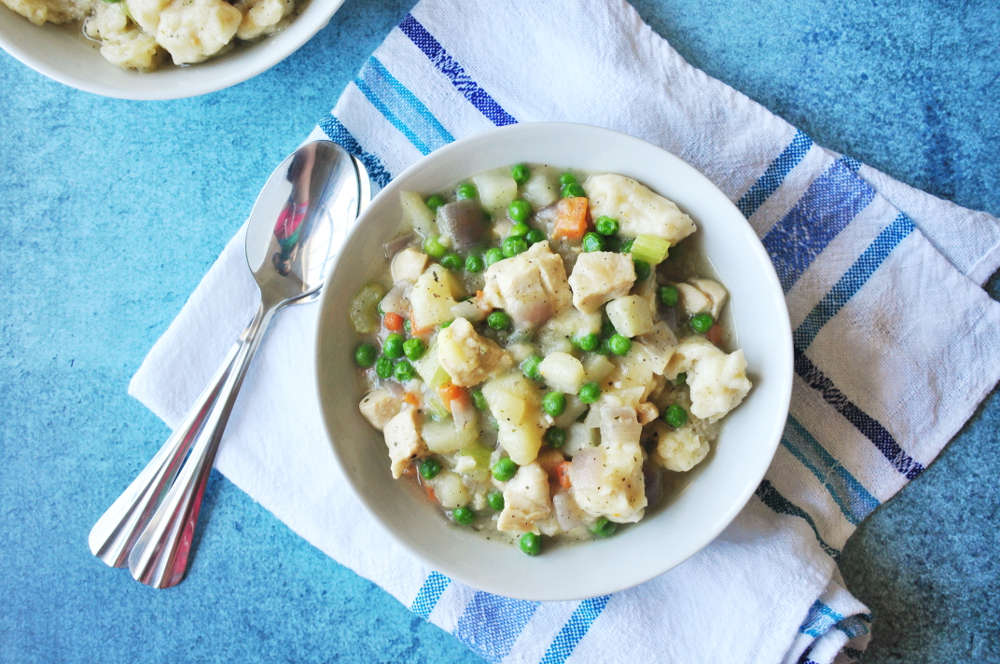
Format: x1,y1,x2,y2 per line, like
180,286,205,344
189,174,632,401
465,254,485,273
452,506,474,525
471,389,488,411
562,182,586,198
484,247,505,267
594,339,612,356
419,458,441,480
525,228,546,245
588,517,618,538
518,532,541,556
456,183,477,200
509,222,530,237
394,359,416,382
664,404,688,428
354,343,377,367
558,172,577,185
522,355,543,380
574,333,599,352
426,194,446,211
673,372,687,386
502,236,528,257
608,334,631,356
402,338,426,361
383,333,404,359
440,251,463,271
487,489,505,511
542,392,566,417
375,356,393,379
658,285,679,307
423,235,447,259
487,310,511,330
691,313,714,333
595,216,619,236
440,320,453,329
619,238,634,254
601,320,617,337
511,164,530,186
545,426,566,449
582,232,605,253
491,457,518,481
403,318,412,334
508,199,532,222
579,382,601,404
633,259,651,281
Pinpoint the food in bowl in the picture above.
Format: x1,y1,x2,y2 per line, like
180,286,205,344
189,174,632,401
348,163,752,556
2,0,299,70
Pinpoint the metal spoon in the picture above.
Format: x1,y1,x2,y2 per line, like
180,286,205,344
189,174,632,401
88,140,368,588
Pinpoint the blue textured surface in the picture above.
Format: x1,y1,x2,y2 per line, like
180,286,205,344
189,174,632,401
1,1,997,662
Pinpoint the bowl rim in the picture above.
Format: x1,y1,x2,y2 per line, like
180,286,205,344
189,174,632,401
315,121,793,600
0,0,346,100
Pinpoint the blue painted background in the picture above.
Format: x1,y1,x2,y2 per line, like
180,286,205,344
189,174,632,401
1,0,997,661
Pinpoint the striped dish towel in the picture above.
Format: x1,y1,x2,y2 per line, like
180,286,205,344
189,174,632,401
129,0,1000,662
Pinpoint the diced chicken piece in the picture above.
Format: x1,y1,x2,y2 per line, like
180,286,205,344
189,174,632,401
605,295,654,338
602,344,656,401
435,317,513,387
675,278,728,319
665,336,751,422
569,406,647,522
409,264,461,331
568,252,636,314
636,322,679,375
636,402,659,425
552,490,587,532
497,462,553,533
358,389,403,431
483,373,546,465
538,352,586,394
648,420,710,471
382,407,426,479
483,241,572,329
155,0,242,65
234,0,293,40
536,306,602,356
689,278,728,319
391,248,429,284
584,173,697,244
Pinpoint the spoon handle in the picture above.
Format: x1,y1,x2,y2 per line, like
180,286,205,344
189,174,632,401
128,301,277,588
88,342,240,568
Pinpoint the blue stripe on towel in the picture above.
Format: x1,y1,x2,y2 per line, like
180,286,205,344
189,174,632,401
316,114,393,188
539,595,612,664
355,56,455,155
410,571,450,619
794,213,915,351
398,14,518,127
836,615,871,639
782,416,881,525
755,480,841,559
736,130,813,219
794,349,924,480
799,600,845,637
454,593,539,663
762,158,877,293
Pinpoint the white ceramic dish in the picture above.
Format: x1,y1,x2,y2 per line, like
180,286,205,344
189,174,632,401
315,122,793,601
0,0,345,100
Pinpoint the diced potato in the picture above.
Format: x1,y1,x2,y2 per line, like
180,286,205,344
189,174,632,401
538,352,586,393
498,424,546,468
409,264,460,331
422,418,477,454
428,470,470,509
391,248,429,284
605,295,654,338
435,317,512,387
522,168,559,208
583,354,615,383
473,172,518,212
482,373,545,465
400,191,438,236
489,389,526,426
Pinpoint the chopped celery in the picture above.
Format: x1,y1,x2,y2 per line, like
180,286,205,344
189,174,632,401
415,343,451,389
348,284,385,334
630,234,671,265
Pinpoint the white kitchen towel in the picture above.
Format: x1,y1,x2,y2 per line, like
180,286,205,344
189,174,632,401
129,1,1000,662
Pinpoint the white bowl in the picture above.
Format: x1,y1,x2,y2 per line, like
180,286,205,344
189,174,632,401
315,122,793,601
0,0,345,100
